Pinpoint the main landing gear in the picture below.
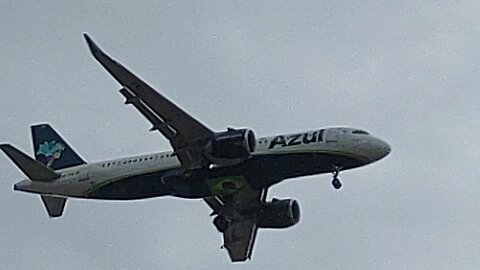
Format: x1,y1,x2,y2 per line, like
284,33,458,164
331,167,342,190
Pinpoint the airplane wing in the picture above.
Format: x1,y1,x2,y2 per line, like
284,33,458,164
205,183,267,262
83,34,214,169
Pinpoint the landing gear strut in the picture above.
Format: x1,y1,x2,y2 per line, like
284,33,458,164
331,167,342,190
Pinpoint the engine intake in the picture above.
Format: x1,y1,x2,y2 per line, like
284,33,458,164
207,128,256,162
257,199,301,229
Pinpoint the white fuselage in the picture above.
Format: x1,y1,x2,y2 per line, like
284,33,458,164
14,127,390,199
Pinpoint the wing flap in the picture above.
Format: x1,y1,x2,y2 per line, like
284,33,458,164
119,88,177,141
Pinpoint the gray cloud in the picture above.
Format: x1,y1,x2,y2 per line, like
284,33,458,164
1,1,480,269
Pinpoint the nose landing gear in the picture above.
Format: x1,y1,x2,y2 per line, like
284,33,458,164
331,167,342,190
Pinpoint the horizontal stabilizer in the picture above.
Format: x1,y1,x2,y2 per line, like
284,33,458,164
41,195,67,218
0,144,60,181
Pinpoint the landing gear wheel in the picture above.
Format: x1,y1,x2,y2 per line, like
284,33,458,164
331,166,342,190
332,177,342,190
213,216,229,232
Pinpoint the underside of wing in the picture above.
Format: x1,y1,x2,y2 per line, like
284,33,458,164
223,219,258,262
204,182,267,262
84,34,213,169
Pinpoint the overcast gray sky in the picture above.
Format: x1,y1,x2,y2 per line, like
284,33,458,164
1,1,480,269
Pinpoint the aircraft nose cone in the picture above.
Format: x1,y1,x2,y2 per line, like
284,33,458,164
360,137,391,163
374,138,391,161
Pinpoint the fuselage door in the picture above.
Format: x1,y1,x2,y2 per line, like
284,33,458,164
326,128,341,143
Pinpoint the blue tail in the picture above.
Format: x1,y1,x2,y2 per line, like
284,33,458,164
31,124,86,170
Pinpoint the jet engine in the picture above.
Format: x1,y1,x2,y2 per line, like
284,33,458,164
257,199,301,229
205,128,256,165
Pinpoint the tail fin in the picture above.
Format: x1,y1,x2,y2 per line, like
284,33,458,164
40,195,67,218
31,124,86,170
0,144,60,181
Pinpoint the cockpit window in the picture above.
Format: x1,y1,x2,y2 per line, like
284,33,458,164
352,130,369,135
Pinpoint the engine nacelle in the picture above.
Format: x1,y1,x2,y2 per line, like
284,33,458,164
257,199,301,229
206,128,256,165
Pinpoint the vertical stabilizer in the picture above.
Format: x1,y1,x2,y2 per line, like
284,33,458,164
31,124,86,170
40,195,67,218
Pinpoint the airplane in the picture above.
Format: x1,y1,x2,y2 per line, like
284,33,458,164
0,33,391,262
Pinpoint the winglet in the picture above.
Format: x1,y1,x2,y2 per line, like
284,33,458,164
83,33,101,55
0,144,60,181
82,33,127,85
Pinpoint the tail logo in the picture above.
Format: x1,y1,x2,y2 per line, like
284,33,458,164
36,140,66,167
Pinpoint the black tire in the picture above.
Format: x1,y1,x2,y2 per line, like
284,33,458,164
332,178,342,190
